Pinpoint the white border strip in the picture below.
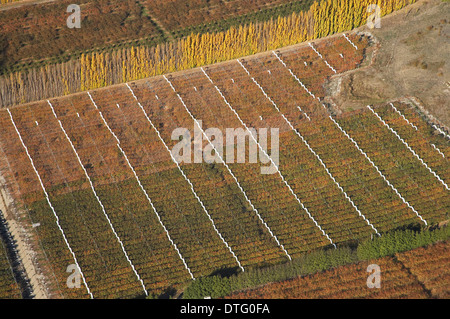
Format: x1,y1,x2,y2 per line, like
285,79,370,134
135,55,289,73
47,100,148,295
390,103,447,159
343,34,358,50
167,73,292,260
431,124,450,140
308,42,337,74
298,107,311,121
272,52,428,226
7,108,94,299
87,92,195,280
431,144,446,159
202,67,339,247
125,83,245,272
237,60,379,237
368,105,449,191
389,103,418,130
237,60,336,246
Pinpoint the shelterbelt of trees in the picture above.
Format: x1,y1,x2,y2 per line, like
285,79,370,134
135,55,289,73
0,0,417,107
0,0,20,4
181,225,450,299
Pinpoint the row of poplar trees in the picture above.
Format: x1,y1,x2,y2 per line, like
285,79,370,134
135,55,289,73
0,0,417,107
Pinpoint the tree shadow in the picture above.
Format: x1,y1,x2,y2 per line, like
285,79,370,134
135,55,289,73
391,222,423,233
209,266,240,278
158,286,177,299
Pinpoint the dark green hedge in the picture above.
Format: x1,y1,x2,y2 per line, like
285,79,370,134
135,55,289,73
357,225,450,260
181,224,450,299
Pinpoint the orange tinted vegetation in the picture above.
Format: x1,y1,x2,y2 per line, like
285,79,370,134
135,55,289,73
0,239,20,299
143,0,295,31
0,0,164,69
226,241,449,299
0,0,305,72
396,241,450,298
0,32,447,298
0,0,20,4
1,0,418,108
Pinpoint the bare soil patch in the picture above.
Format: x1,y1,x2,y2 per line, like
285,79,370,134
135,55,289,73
326,0,450,127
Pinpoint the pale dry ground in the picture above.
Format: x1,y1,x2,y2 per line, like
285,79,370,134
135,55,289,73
0,0,447,299
326,0,450,127
0,178,49,299
0,0,56,11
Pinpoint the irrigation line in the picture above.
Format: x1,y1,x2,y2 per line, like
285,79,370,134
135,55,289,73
389,103,446,159
87,92,195,280
167,73,292,260
343,34,358,50
238,59,379,237
7,108,94,299
272,52,428,226
47,100,148,296
389,103,418,131
308,42,337,73
125,83,245,272
368,105,449,191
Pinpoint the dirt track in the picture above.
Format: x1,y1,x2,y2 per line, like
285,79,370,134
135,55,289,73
0,0,447,299
326,0,450,127
0,0,57,11
0,179,49,299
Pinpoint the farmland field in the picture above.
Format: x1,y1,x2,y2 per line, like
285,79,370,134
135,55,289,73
0,0,418,108
0,0,314,73
0,29,448,299
225,240,450,299
0,0,165,71
0,227,21,299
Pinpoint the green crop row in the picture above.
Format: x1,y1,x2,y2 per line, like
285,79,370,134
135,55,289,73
0,234,21,299
183,225,450,299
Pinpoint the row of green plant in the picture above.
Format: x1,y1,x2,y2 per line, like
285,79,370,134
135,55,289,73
205,35,419,245
0,232,21,299
0,0,318,76
374,103,449,182
181,224,450,299
393,102,450,157
271,38,449,226
164,74,353,257
337,110,449,223
170,0,318,38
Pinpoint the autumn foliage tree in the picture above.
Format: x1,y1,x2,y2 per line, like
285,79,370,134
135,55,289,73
0,0,417,107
